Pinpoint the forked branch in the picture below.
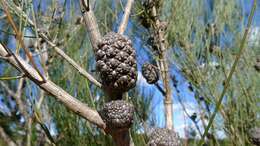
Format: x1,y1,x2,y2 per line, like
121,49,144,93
0,43,106,130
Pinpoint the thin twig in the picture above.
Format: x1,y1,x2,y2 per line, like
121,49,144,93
1,1,46,82
0,73,30,146
0,78,33,146
40,34,102,88
155,83,166,96
4,1,102,88
198,0,257,145
0,29,37,38
118,0,134,34
175,91,203,138
0,74,24,80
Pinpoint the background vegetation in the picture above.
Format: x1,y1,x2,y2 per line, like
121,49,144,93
0,0,259,145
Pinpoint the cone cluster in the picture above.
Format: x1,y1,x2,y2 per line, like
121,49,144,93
96,32,136,131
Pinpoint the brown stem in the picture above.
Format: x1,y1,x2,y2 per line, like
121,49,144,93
26,118,32,146
80,0,102,51
110,129,131,146
0,43,106,130
118,0,134,34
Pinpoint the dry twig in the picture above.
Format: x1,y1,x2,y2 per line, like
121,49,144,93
118,0,134,34
4,1,102,88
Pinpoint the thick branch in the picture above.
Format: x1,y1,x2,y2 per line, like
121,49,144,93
118,0,134,34
0,43,106,130
110,130,132,146
80,0,102,51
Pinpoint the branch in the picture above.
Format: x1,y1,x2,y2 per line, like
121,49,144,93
39,34,102,88
0,126,17,146
4,1,102,88
80,0,102,51
118,0,134,34
0,43,106,130
154,83,166,96
175,92,203,138
151,5,173,130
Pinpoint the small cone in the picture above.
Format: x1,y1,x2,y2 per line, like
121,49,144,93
142,63,159,84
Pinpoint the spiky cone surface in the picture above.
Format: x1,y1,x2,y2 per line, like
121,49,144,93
96,32,137,99
249,127,260,145
148,128,181,146
99,100,134,130
142,63,159,84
